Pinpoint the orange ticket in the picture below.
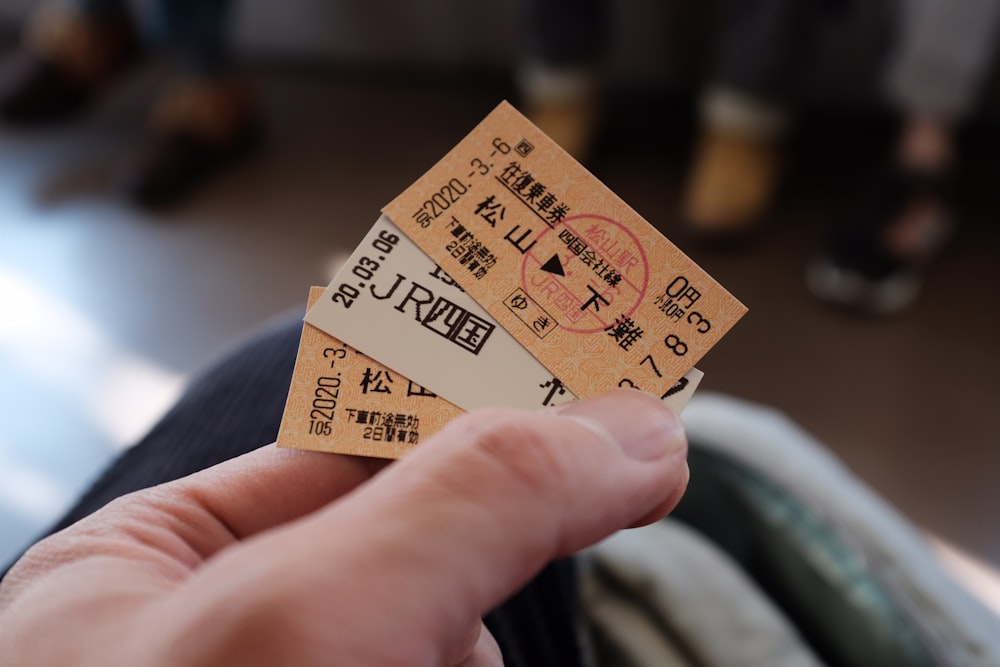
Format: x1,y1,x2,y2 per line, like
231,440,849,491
383,101,747,399
277,287,462,458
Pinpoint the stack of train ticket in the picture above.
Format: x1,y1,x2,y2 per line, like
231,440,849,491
277,101,747,459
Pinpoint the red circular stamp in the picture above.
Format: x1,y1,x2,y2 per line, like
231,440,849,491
520,214,649,334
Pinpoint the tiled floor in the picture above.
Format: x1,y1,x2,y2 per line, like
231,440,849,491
1,65,997,605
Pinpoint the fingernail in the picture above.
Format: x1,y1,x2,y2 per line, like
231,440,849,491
555,390,686,461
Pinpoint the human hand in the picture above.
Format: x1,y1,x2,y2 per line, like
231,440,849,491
0,389,688,666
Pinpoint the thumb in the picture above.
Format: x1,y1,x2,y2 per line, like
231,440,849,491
332,387,688,598
189,389,687,665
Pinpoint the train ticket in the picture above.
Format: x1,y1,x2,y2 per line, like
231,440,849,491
306,215,703,412
278,287,462,458
381,101,747,400
283,284,702,459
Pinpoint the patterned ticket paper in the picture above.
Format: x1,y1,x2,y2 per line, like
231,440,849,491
383,101,747,400
283,286,701,458
307,215,704,412
278,287,462,459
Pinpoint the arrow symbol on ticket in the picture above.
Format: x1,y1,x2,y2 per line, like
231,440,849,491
539,254,565,277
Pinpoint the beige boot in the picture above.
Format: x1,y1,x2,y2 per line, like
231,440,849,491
682,88,788,238
682,129,781,236
519,63,602,162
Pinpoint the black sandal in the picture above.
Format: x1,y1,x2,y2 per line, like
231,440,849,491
807,164,954,316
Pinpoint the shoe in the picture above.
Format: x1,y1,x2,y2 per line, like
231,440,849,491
119,79,260,207
807,165,954,316
0,4,137,123
525,95,601,162
519,64,602,161
681,128,781,241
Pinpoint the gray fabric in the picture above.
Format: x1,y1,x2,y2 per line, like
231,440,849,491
582,562,694,667
885,0,1000,120
682,392,1000,667
582,393,1000,666
581,521,827,667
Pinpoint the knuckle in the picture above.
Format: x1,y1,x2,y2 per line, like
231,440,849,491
466,413,575,504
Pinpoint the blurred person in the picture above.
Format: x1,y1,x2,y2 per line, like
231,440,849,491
520,0,1000,315
518,0,823,238
0,0,257,207
808,0,1000,315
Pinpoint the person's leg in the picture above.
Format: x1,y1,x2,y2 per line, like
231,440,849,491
1,314,586,666
808,0,1000,315
711,0,824,106
521,0,607,69
37,317,300,536
78,0,130,21
884,0,1000,123
150,0,232,76
885,0,1000,182
518,0,608,160
486,558,586,667
120,0,259,207
883,0,1000,191
683,0,823,237
0,0,138,122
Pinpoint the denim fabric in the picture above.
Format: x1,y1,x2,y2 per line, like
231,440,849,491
79,0,233,73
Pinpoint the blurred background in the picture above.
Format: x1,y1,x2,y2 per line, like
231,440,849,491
0,0,997,617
